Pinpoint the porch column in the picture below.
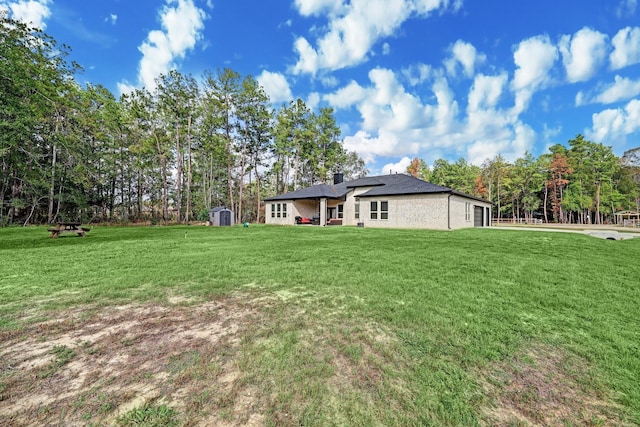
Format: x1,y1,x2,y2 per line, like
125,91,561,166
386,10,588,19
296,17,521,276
320,198,327,226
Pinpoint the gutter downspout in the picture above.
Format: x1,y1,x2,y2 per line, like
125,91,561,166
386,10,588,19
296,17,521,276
447,193,452,230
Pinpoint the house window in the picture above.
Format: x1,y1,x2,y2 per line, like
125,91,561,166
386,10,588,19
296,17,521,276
380,201,388,220
282,203,287,218
338,205,343,219
465,202,471,221
277,203,281,218
271,204,275,218
370,201,388,220
370,201,378,220
355,200,360,219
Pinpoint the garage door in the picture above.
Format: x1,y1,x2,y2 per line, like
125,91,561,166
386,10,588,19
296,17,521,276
474,206,484,227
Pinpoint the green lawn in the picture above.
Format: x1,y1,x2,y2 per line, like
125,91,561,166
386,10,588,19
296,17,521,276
1,225,639,426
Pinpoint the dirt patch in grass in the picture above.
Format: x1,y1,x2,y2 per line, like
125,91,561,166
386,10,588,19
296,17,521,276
0,294,266,426
480,343,628,426
0,291,411,426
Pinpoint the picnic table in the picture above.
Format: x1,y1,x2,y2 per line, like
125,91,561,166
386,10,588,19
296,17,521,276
48,222,90,238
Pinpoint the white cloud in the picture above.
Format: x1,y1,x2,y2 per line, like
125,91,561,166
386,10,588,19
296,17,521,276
610,27,640,70
306,92,321,110
342,130,401,162
588,99,640,144
320,75,339,88
367,69,421,128
467,73,508,112
122,0,207,93
256,70,293,104
401,63,433,86
382,42,391,56
292,0,457,75
117,81,137,96
445,40,486,78
466,122,534,165
616,0,637,18
559,27,608,83
595,76,640,104
511,35,558,115
575,76,640,105
328,67,530,168
381,157,412,175
323,80,367,108
0,0,51,29
106,14,118,25
294,0,345,16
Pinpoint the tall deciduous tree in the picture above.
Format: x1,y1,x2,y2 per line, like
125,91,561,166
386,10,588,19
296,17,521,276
511,152,545,222
1,13,80,225
546,145,573,223
406,157,431,181
481,155,510,222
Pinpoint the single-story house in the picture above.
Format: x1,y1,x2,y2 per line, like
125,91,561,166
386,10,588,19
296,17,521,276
264,173,492,230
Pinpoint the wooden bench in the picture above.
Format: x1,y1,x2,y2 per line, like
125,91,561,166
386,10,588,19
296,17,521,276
327,218,342,226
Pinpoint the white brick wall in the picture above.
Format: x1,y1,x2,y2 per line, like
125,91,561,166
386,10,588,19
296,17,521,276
266,192,491,229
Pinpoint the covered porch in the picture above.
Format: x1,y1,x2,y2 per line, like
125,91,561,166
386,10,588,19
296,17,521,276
292,197,345,226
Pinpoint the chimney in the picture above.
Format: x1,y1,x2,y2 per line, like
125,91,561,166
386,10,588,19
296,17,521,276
333,173,344,185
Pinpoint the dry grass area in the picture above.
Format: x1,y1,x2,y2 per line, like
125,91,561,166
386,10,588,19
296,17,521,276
0,294,262,426
480,344,626,427
0,291,409,426
0,289,630,426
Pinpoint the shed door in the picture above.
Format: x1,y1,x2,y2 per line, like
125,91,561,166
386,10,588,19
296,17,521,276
220,210,231,226
474,206,484,227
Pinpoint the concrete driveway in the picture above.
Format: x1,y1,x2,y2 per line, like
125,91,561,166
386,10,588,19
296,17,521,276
492,224,640,240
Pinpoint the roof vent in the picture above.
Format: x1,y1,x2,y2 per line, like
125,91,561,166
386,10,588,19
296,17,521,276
333,173,344,184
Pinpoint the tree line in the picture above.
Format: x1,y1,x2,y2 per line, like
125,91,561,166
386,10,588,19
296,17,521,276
3,14,639,227
407,137,640,225
1,14,367,226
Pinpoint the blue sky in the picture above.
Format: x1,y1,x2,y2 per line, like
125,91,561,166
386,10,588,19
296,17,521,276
2,0,640,174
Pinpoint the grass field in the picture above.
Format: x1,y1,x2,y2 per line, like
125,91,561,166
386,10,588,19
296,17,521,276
1,224,639,426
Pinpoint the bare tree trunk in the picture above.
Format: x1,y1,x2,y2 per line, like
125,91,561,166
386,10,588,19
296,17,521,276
237,128,249,224
595,181,601,224
119,137,126,221
175,123,183,224
155,134,169,224
185,116,192,223
23,196,39,226
497,175,501,222
48,140,57,223
293,144,300,191
227,138,234,212
255,165,261,223
137,170,143,220
543,185,548,223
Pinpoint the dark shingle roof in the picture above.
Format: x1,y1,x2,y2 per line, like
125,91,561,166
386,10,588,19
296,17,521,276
264,182,350,201
264,174,490,203
354,174,451,197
